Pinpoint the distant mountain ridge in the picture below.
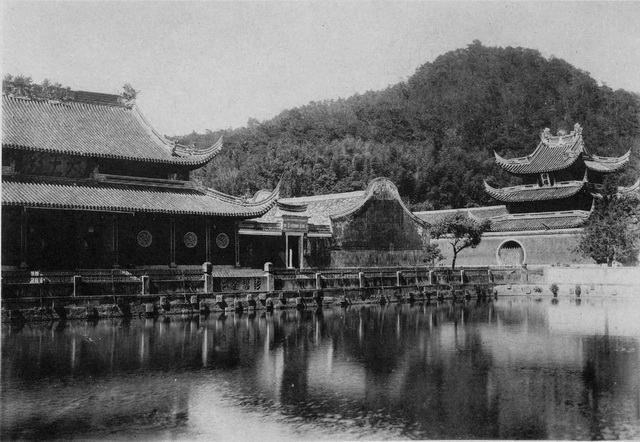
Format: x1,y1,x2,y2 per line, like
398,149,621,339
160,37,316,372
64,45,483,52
180,41,640,210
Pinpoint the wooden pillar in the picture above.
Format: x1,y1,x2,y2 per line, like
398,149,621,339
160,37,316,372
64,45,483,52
205,219,212,263
299,234,305,269
112,215,120,268
285,233,290,268
19,207,28,268
170,217,176,267
234,221,240,267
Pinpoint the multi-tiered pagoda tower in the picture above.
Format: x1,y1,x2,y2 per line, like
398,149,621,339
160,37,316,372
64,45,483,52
485,123,635,219
419,123,637,266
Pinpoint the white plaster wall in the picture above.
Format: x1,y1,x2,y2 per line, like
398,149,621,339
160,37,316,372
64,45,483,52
432,230,593,267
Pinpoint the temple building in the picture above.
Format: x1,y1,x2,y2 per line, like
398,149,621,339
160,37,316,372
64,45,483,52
418,124,639,266
1,91,279,271
239,178,429,268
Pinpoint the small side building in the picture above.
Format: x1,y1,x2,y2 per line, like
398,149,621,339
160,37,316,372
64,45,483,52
239,178,429,268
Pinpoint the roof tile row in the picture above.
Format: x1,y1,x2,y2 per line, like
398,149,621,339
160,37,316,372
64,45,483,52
2,95,220,167
483,180,586,203
2,176,278,218
495,126,629,175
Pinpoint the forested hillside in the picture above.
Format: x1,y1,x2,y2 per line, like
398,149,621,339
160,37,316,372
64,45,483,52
180,42,638,209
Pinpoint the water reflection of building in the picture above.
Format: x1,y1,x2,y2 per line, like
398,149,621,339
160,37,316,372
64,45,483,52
481,300,640,439
3,302,639,440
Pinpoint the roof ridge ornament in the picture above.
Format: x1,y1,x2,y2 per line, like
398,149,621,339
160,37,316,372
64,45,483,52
120,83,138,107
572,123,582,137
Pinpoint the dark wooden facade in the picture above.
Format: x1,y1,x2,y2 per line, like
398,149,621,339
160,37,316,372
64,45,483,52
1,91,278,271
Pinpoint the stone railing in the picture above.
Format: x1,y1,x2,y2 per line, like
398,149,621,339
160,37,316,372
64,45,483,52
1,264,543,301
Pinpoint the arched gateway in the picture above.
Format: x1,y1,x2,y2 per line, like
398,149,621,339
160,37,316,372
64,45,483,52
497,240,525,266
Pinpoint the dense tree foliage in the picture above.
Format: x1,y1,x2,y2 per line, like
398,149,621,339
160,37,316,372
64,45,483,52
181,42,640,209
429,213,491,269
576,177,640,266
422,243,444,267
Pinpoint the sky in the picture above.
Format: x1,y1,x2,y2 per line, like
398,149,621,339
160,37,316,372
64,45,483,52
3,1,640,136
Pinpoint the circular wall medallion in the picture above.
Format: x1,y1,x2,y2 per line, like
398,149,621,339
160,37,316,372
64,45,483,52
183,232,198,248
137,230,153,247
216,233,230,249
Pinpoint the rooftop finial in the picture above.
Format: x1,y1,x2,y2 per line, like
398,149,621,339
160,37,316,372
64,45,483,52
573,123,582,137
541,128,551,144
120,83,138,107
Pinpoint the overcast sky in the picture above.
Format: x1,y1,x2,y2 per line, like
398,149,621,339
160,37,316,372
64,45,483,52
3,1,640,136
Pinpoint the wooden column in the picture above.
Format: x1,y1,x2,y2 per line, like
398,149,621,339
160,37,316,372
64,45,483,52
170,218,177,267
205,219,212,263
285,233,290,268
234,221,240,267
112,215,120,268
19,207,28,268
299,234,305,269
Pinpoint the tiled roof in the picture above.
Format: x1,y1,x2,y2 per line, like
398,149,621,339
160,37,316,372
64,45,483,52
2,176,279,217
414,205,508,225
255,190,365,226
495,133,584,174
488,210,590,232
414,205,589,232
484,180,586,203
2,94,221,167
494,124,629,175
584,151,631,173
621,178,640,195
243,178,427,233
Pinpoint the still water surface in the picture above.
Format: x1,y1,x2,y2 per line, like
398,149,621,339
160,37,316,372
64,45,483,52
2,298,640,440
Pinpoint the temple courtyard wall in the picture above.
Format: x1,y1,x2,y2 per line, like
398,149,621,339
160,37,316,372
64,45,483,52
432,229,593,267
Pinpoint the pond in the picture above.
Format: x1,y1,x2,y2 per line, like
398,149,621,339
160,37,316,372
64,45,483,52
2,297,640,440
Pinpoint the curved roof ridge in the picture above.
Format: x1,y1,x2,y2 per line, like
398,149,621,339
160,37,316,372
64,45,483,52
172,136,224,167
129,102,178,151
621,177,640,194
588,149,631,162
329,177,427,226
130,106,223,167
584,149,631,173
200,179,281,217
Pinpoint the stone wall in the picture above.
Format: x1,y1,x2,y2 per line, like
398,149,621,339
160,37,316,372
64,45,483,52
330,250,426,267
330,179,428,267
